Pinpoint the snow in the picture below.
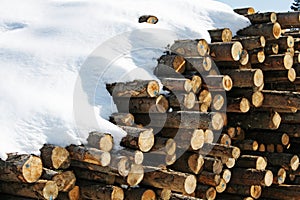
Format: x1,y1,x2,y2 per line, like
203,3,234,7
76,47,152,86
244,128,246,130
0,0,249,160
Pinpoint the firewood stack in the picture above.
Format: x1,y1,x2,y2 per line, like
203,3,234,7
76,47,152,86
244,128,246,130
1,6,300,200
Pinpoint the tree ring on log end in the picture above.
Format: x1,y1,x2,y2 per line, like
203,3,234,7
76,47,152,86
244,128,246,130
22,155,43,183
184,175,197,194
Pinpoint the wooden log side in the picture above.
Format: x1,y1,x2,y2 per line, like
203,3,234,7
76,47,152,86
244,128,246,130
234,7,255,16
225,126,245,140
0,154,43,183
195,143,240,159
170,152,204,175
106,80,160,98
124,188,156,200
226,97,251,113
151,136,176,155
185,56,212,73
233,139,259,151
161,77,193,93
203,157,223,174
245,130,290,146
245,12,277,24
263,68,296,85
202,75,233,91
167,92,196,110
169,193,200,200
56,185,80,200
208,28,233,42
40,144,70,170
197,170,221,187
143,151,176,167
237,22,281,40
157,54,186,74
261,184,300,200
268,36,295,50
87,132,114,152
221,69,264,88
280,111,300,124
194,184,217,200
79,182,124,200
231,168,273,187
109,113,135,126
235,155,267,170
265,43,279,55
209,41,243,62
277,124,300,137
217,133,232,146
170,39,209,57
277,12,300,29
225,184,262,199
254,54,293,71
233,36,266,50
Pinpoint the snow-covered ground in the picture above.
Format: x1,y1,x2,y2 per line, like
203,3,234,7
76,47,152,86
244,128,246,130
0,0,249,159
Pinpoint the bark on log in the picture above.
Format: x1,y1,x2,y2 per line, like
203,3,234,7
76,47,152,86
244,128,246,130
161,78,193,93
194,184,217,200
197,170,221,187
277,12,300,29
143,151,176,167
217,133,232,146
231,168,273,187
202,75,233,91
208,28,233,42
119,126,154,152
110,113,135,126
106,80,160,98
235,155,267,170
280,111,300,124
226,126,245,140
263,68,296,86
237,22,281,40
138,15,158,24
151,137,176,155
222,69,264,88
234,7,255,16
261,184,300,200
215,178,227,193
170,152,204,175
234,139,259,151
227,97,251,113
265,43,279,54
254,54,293,71
246,12,277,24
87,132,113,152
40,144,70,170
268,36,295,51
185,56,212,72
245,130,290,146
249,49,265,64
0,154,43,183
268,167,286,185
170,39,209,57
277,124,300,138
169,193,200,200
209,42,243,62
79,182,124,200
66,145,111,167
203,157,223,174
0,180,58,200
157,55,186,74
56,185,80,200
195,143,240,159
124,188,156,200
233,36,266,50
222,169,232,184
142,167,197,194
225,184,262,199
42,169,76,192
168,92,196,110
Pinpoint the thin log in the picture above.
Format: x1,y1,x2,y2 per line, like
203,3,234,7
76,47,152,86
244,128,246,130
226,126,245,140
268,36,295,51
202,75,233,91
235,155,267,170
203,157,223,174
170,39,209,57
217,133,232,146
138,15,158,24
57,185,80,200
40,144,70,170
168,92,196,110
157,55,186,74
246,12,277,24
265,43,279,54
222,69,264,88
227,97,251,113
222,169,232,184
194,184,217,200
87,132,113,152
209,41,243,62
234,139,259,151
225,184,262,199
208,28,232,42
268,167,286,185
234,7,255,16
170,152,204,175
161,78,193,93
249,49,265,64
124,188,156,200
237,22,281,40
231,168,273,187
151,137,176,155
245,130,290,146
233,36,266,50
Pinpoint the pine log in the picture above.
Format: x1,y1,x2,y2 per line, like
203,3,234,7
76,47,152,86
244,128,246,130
231,168,273,187
185,56,212,72
161,78,193,93
79,182,124,200
236,155,267,170
87,132,113,152
195,143,240,159
197,170,221,187
266,144,275,153
209,41,243,62
170,152,204,174
258,143,266,152
263,68,296,86
203,157,223,174
217,133,231,146
155,188,172,200
222,69,264,88
234,7,255,16
254,54,293,71
0,180,58,200
66,145,111,167
109,154,131,177
237,22,281,40
109,113,135,126
57,185,80,200
194,184,216,200
40,144,70,170
227,111,281,130
264,80,300,91
143,151,176,167
211,93,225,111
246,12,277,24
245,130,290,146
151,137,176,155
106,80,160,98
278,124,300,138
142,167,197,194
72,167,116,185
202,75,233,91
233,36,266,50
208,28,232,42
204,129,214,144
222,157,236,169
170,39,209,57
222,169,232,184
168,92,196,110
215,50,249,68
0,154,43,183
261,184,300,200
154,63,184,78
268,36,295,51
119,126,154,152
225,184,262,199
227,97,251,113
265,43,279,54
277,11,300,29
215,178,227,193
157,55,186,74
234,139,259,151
42,169,76,192
138,15,158,24
124,188,156,200
198,89,212,108
268,167,286,185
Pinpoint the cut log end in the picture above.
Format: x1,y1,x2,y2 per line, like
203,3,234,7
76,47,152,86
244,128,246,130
184,92,197,109
271,111,281,129
240,98,251,113
191,75,202,93
43,181,59,200
284,53,294,70
222,169,231,183
184,175,197,194
212,112,225,130
213,94,225,111
273,22,282,39
156,95,169,113
190,129,205,150
277,168,286,184
147,80,160,97
250,185,262,199
188,154,204,174
288,68,296,82
216,178,227,193
291,155,300,171
111,186,124,200
264,170,273,187
253,69,264,87
281,133,289,146
252,91,264,108
240,49,249,65
232,42,243,61
260,36,266,47
197,39,209,56
22,155,43,183
101,151,111,167
139,129,155,152
223,75,233,91
127,164,144,186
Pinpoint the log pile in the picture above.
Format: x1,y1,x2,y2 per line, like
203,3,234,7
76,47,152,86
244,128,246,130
1,6,300,200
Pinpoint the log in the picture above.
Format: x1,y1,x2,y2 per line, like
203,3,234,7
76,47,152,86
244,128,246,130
204,129,214,144
234,139,259,151
209,41,243,62
222,69,264,88
154,63,184,78
0,154,43,183
246,12,277,24
0,180,58,200
157,55,186,74
264,80,300,91
170,152,204,174
225,184,262,199
237,22,281,40
109,154,131,177
0,194,34,200
72,167,116,185
112,148,144,167
259,143,266,152
57,185,80,200
151,137,176,155
196,143,240,159
222,169,232,184
268,167,286,184
170,39,209,57
248,48,265,64
110,113,135,126
234,7,255,16
194,184,216,200
227,111,281,130
114,95,169,114
268,36,295,51
124,188,156,200
226,126,245,140
217,133,231,146
215,50,249,68
79,182,124,200
233,36,266,50
263,68,296,86
143,151,176,167
169,193,200,200
161,78,193,93
202,75,233,91
215,178,227,193
227,97,251,113
155,189,172,200
190,75,202,94
168,92,196,110
222,157,236,169
40,144,70,170
198,89,212,108
277,11,300,29
266,144,275,153
231,168,273,187
235,155,267,170
197,171,221,187
245,130,290,146
142,167,197,194
42,169,76,192
208,28,232,42
261,184,300,200
106,80,160,98
280,111,300,124
211,93,225,111
202,157,223,174
138,15,158,24
87,132,113,152
277,124,300,138
216,194,254,200
66,145,111,167
265,43,279,54
185,56,212,72
254,54,293,71
119,126,154,152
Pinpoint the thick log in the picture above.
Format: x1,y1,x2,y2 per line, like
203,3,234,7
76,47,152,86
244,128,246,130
79,182,124,200
124,188,156,200
225,184,262,199
142,167,197,194
234,7,255,16
170,39,209,57
208,28,232,42
236,155,267,170
0,180,58,200
42,169,76,192
246,12,277,24
222,157,236,169
66,145,111,167
72,167,116,185
155,188,172,200
157,55,186,74
197,170,221,187
196,143,240,159
231,168,273,187
119,126,154,152
168,92,196,110
161,78,193,93
265,43,279,54
209,41,243,62
261,184,300,200
87,132,113,152
57,185,80,200
254,54,293,71
170,152,204,174
202,75,233,91
106,80,160,98
233,36,265,50
245,130,290,146
227,97,251,113
277,12,300,29
194,184,216,200
110,113,135,126
215,50,249,68
40,144,70,170
227,111,281,130
237,22,281,40
0,154,42,183
185,56,212,72
138,15,158,24
114,95,169,114
222,169,232,184
222,69,264,88
234,139,258,151
268,36,295,51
